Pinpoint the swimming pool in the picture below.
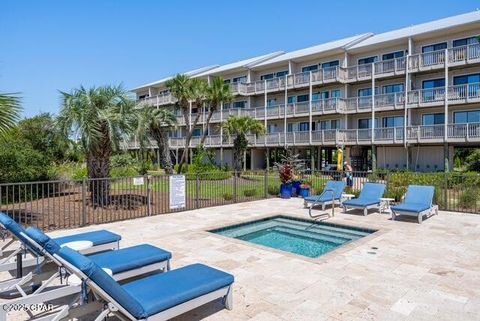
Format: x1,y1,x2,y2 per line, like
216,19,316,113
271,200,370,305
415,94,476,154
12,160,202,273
210,216,376,258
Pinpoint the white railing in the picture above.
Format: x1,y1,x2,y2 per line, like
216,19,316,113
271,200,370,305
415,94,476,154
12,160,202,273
408,87,445,105
448,83,480,102
449,43,480,63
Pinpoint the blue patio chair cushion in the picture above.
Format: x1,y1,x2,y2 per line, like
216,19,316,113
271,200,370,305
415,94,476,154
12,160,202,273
304,180,346,203
58,247,146,318
88,244,172,274
25,227,61,254
122,263,234,318
403,185,435,207
343,183,385,208
343,198,380,207
391,203,432,213
0,213,42,256
53,230,121,247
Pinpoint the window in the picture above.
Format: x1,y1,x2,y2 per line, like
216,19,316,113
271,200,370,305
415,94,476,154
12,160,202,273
382,51,405,60
298,122,309,131
331,119,340,129
287,96,296,104
267,98,277,107
358,118,379,129
453,74,480,85
454,110,480,123
358,56,378,65
382,116,404,128
358,87,379,97
382,84,404,94
267,124,278,133
192,128,202,137
232,76,247,83
321,60,339,68
318,120,340,130
223,79,231,84
313,91,329,101
422,79,445,89
422,42,447,53
422,113,444,125
138,94,147,100
453,36,479,47
297,94,309,102
301,64,318,73
260,73,274,80
232,101,246,108
276,70,289,77
331,89,342,98
287,123,295,132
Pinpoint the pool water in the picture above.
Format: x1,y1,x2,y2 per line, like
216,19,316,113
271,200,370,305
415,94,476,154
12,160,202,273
211,216,375,258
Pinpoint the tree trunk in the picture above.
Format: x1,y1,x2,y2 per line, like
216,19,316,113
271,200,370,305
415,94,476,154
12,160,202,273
177,110,202,173
86,153,111,208
151,128,173,174
233,134,247,175
200,105,216,145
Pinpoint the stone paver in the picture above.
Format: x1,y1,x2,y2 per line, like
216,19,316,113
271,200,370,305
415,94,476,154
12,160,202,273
4,198,480,320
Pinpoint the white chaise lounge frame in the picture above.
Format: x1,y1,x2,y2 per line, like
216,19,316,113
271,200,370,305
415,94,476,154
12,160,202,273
391,205,438,224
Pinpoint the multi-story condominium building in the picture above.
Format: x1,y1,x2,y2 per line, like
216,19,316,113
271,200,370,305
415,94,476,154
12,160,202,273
131,11,480,172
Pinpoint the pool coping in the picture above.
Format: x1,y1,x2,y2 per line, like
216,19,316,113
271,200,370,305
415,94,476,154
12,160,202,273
204,211,391,265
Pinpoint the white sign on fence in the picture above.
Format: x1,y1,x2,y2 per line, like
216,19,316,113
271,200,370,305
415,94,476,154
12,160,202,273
133,177,144,186
169,175,186,209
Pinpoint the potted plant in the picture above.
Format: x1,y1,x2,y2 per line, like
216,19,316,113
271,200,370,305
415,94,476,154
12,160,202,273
278,163,294,199
299,183,311,198
292,175,302,197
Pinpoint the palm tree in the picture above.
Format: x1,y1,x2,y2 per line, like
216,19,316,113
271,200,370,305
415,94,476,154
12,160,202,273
0,93,22,140
134,106,177,174
222,116,265,173
201,77,233,144
57,85,135,207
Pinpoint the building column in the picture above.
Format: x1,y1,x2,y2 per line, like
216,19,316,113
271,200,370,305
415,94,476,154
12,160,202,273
317,146,322,170
157,148,161,169
220,147,224,165
250,149,254,170
371,145,377,171
266,148,270,170
310,147,315,171
243,151,247,171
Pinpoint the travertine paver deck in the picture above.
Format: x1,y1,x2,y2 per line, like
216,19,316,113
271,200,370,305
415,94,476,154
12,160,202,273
5,198,480,320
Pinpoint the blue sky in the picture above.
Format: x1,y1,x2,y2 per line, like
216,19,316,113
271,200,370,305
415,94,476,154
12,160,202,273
1,0,479,117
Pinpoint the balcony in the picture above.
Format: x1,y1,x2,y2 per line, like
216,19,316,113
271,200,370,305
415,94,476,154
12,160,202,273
345,57,407,82
409,44,480,71
140,93,177,107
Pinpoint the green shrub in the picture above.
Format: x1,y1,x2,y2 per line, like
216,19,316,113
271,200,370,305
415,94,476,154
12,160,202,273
223,192,233,200
243,189,256,197
72,165,88,180
457,189,479,209
466,149,480,171
111,166,139,178
111,154,138,168
268,185,280,196
185,170,231,181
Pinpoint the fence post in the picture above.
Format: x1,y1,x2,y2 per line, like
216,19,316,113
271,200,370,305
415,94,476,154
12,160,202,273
146,175,152,216
195,174,200,209
443,171,448,211
264,170,268,199
233,171,238,203
81,179,87,226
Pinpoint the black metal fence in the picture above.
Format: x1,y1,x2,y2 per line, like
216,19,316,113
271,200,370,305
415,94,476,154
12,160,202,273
0,170,478,231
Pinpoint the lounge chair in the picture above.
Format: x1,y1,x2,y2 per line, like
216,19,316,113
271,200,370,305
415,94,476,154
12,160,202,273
52,246,234,321
0,212,120,274
342,182,386,216
303,180,346,210
0,226,172,317
391,185,438,223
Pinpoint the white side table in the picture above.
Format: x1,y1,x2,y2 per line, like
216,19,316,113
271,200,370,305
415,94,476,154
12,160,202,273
380,198,395,214
60,240,94,252
342,194,355,203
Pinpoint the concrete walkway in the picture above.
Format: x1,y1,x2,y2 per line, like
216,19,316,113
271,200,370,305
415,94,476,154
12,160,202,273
5,198,480,320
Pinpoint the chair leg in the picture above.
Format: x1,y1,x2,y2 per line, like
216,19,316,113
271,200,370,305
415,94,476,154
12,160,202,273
224,286,233,310
391,211,396,220
363,208,368,216
418,214,423,224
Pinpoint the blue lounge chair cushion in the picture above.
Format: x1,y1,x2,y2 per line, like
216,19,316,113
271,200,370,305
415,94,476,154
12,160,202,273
304,181,346,203
53,230,121,247
58,247,146,318
89,244,171,274
122,263,234,317
391,185,435,214
391,203,431,213
0,213,42,256
59,247,234,319
343,198,380,207
25,227,61,254
343,183,385,208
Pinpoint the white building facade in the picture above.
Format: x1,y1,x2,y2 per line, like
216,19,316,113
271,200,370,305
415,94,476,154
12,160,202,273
131,11,480,172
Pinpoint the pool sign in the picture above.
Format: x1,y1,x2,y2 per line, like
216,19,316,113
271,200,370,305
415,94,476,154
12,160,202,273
169,175,186,209
133,177,144,186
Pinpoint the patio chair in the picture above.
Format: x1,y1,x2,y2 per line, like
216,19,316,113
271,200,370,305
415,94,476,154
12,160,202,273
0,212,120,274
303,180,346,210
51,246,234,321
391,185,438,223
0,226,172,314
342,183,386,216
